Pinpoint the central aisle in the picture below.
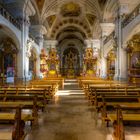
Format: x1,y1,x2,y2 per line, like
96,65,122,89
27,79,109,140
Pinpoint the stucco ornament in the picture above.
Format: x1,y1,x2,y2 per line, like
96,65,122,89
26,38,34,57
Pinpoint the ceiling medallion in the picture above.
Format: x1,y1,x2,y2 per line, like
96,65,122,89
60,2,81,17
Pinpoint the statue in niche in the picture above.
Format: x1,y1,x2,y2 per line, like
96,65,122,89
26,39,34,57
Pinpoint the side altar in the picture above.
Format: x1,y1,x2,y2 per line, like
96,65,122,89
40,48,60,78
82,48,97,77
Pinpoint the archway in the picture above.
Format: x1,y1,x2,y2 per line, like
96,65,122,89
61,47,80,78
0,38,18,84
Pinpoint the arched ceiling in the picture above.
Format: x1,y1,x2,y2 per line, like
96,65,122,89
0,0,140,41
36,0,103,40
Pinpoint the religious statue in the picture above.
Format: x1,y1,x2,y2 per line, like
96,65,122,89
26,38,34,57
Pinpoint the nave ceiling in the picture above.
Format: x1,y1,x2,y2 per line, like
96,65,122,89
0,0,140,42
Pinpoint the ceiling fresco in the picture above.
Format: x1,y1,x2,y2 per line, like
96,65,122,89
60,2,81,17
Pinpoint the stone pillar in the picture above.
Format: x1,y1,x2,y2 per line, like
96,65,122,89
30,25,47,50
17,1,36,82
84,39,94,48
115,5,129,81
100,23,115,79
44,40,58,53
17,16,30,81
119,45,128,81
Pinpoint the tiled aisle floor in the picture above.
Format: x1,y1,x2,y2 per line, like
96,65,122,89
27,79,110,140
26,79,140,140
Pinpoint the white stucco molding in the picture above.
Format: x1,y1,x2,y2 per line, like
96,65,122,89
25,0,36,17
100,23,115,37
31,25,47,36
44,40,58,49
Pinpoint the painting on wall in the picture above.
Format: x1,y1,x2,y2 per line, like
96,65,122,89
110,61,115,70
131,52,140,68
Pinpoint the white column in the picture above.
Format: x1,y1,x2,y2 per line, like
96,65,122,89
115,6,128,81
84,39,94,48
44,40,58,53
119,46,128,81
17,17,30,81
100,23,115,79
36,54,41,78
30,25,47,50
17,1,36,81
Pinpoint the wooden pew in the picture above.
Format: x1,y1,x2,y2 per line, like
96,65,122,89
42,77,64,89
106,105,140,140
0,105,33,140
95,95,140,110
0,96,40,125
87,87,140,105
0,88,54,104
30,79,60,90
77,77,101,87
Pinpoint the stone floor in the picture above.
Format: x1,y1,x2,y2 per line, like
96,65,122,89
0,79,140,140
26,79,111,140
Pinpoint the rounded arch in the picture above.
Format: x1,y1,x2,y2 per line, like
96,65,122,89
59,39,84,57
42,0,102,20
123,23,140,46
51,21,91,39
0,24,20,48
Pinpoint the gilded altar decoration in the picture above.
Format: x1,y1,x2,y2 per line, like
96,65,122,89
107,50,116,80
62,47,79,78
60,2,81,17
126,34,140,84
46,48,59,77
40,49,47,77
83,48,97,77
0,38,18,84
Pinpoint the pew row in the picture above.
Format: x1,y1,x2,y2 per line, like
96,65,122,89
0,105,34,140
106,105,140,140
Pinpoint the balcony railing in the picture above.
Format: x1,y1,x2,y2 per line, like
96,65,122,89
103,31,115,45
122,3,140,28
0,4,21,30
